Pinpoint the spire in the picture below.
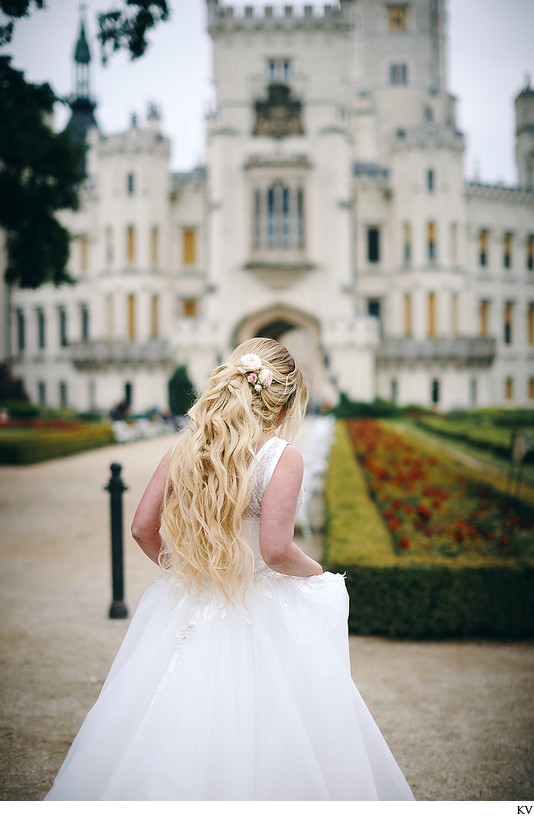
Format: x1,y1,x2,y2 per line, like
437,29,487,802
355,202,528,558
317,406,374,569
64,3,98,144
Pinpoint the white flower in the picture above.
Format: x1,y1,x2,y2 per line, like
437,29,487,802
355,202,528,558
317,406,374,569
239,353,262,372
254,384,263,392
259,368,273,388
247,373,258,384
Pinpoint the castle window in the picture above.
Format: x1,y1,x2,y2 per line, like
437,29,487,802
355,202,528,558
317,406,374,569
367,227,380,263
529,377,534,401
404,293,412,337
254,190,262,250
16,310,25,352
183,228,196,265
182,298,198,318
268,59,291,83
504,302,514,345
151,294,159,338
38,381,46,406
403,223,411,263
37,308,46,350
105,226,114,264
59,381,67,408
479,300,490,338
470,377,478,407
127,173,135,195
297,189,305,249
81,305,90,341
252,184,306,251
427,292,436,338
391,378,398,403
388,6,408,31
527,235,533,271
427,169,435,193
59,307,67,348
450,222,458,262
127,225,136,265
367,299,382,335
127,294,136,340
451,292,458,339
479,229,489,267
505,377,514,401
503,232,513,269
151,226,159,266
389,63,408,85
427,221,436,261
527,303,534,346
431,378,440,405
79,234,89,273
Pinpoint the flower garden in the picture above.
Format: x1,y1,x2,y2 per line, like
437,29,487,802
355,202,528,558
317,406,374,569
324,420,534,639
348,419,534,561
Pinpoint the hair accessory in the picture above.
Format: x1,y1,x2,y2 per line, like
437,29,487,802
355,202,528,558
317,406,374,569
238,354,273,392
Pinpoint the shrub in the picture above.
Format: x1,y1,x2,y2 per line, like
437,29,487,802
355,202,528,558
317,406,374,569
0,423,114,464
168,364,196,416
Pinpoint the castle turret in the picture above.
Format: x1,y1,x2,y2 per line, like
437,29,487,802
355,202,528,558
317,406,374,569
515,75,534,190
64,9,98,142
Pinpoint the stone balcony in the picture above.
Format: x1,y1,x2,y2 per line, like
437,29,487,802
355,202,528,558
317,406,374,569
376,337,497,368
69,339,175,371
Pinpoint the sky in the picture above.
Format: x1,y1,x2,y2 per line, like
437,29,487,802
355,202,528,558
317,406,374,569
3,0,534,185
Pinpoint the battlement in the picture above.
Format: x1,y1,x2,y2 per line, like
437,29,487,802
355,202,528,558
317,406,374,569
207,1,353,34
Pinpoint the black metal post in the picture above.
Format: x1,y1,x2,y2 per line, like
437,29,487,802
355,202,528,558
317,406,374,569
105,462,129,619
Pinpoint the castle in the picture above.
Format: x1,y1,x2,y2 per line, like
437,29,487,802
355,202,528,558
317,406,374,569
7,0,534,413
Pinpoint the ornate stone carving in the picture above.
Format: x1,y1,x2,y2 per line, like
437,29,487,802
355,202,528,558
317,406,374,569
253,84,304,139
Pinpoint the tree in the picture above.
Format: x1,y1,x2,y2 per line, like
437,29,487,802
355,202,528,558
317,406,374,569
168,364,196,417
0,57,86,289
0,0,171,60
97,1,170,63
0,1,171,289
0,0,45,46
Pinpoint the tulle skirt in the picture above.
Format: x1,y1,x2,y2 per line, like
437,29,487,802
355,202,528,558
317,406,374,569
45,570,414,801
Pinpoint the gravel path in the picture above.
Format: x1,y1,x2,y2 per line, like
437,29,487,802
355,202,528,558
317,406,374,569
0,427,533,801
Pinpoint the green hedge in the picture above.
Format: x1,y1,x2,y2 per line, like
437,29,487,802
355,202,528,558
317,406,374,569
324,421,534,638
416,414,534,464
0,424,114,464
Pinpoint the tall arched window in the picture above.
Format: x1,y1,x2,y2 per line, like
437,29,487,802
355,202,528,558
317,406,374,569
255,183,305,251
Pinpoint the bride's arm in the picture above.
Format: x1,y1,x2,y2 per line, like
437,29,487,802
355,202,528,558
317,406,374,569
259,445,323,577
131,448,173,564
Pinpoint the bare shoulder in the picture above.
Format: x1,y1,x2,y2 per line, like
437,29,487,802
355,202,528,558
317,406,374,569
270,443,303,485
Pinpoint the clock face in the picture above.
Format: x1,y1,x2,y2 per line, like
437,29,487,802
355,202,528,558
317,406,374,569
388,6,408,31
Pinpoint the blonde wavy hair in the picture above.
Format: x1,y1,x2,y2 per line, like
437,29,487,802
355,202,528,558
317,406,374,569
159,338,309,603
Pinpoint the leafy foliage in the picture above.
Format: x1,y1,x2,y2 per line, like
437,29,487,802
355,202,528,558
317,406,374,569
0,57,86,288
0,0,45,45
97,0,170,63
0,361,28,401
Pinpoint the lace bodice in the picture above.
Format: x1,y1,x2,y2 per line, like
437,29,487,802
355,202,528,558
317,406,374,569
244,437,304,575
246,437,291,519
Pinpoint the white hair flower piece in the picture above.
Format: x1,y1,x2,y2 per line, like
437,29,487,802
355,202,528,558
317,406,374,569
238,354,273,393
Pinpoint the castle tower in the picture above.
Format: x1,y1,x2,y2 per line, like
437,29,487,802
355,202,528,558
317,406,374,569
64,7,99,142
515,75,534,190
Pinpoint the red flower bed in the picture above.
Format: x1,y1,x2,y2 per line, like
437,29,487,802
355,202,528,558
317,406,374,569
346,419,534,559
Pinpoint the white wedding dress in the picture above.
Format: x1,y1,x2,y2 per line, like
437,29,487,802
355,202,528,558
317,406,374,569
45,437,414,801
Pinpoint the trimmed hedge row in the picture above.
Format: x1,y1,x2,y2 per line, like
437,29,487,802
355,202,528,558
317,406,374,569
415,414,534,464
0,424,114,464
324,421,534,638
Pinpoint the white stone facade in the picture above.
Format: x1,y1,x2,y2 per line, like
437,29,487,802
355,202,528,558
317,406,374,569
7,0,534,414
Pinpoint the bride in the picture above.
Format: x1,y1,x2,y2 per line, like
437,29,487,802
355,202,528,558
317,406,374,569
45,337,414,801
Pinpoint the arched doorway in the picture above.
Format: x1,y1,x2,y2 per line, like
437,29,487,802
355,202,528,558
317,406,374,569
233,305,330,410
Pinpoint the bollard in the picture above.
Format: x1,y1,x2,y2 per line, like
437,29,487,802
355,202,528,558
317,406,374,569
104,462,129,619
